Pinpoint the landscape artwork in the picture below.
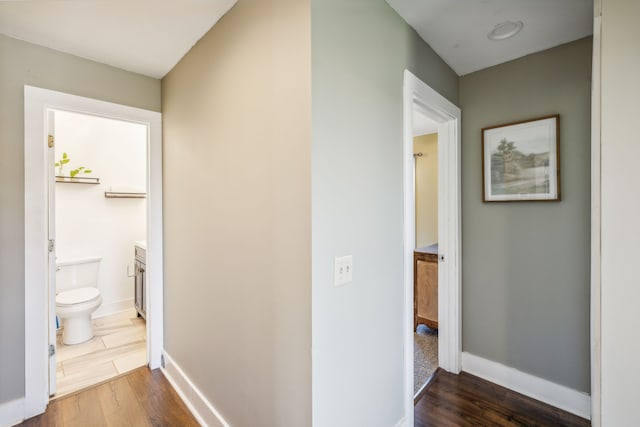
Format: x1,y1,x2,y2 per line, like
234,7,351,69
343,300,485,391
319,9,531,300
482,115,560,202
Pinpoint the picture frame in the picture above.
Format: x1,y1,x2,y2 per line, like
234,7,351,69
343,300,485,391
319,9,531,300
482,114,560,202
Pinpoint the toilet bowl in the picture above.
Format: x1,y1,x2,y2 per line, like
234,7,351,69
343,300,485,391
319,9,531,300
56,257,103,345
56,287,103,345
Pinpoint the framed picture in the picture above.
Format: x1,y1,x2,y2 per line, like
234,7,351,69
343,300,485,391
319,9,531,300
482,114,560,202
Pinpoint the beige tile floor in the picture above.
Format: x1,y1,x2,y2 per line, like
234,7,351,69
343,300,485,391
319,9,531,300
54,308,146,398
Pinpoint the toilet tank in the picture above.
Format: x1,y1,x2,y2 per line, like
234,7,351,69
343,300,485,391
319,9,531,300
56,256,102,292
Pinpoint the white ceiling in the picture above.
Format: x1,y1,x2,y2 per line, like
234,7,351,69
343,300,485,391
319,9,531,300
0,0,238,79
0,0,592,79
386,0,593,76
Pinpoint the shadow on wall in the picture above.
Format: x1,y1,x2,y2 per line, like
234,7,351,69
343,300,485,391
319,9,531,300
407,26,459,106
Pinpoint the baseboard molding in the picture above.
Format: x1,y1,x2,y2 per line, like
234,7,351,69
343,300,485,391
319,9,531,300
461,352,591,420
161,350,230,427
0,397,25,427
92,298,134,319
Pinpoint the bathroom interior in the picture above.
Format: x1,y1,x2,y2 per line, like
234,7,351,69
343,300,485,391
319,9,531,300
413,115,439,398
52,110,148,397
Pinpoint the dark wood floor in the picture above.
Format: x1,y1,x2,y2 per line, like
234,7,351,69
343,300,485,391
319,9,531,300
415,370,590,427
19,367,199,427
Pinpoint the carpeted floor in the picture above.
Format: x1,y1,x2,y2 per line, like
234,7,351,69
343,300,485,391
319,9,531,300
414,324,438,395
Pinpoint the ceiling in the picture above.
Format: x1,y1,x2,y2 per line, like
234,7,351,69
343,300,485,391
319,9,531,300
0,0,592,79
0,0,237,79
386,0,593,76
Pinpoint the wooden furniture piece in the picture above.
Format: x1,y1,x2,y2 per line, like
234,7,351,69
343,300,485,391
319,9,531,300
414,244,438,330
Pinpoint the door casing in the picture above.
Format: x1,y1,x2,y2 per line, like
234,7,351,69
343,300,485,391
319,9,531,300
401,70,462,427
23,86,163,419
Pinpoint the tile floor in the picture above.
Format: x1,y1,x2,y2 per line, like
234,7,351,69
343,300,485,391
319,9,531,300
55,308,146,398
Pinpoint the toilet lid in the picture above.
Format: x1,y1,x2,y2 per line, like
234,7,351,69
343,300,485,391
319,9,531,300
56,287,101,306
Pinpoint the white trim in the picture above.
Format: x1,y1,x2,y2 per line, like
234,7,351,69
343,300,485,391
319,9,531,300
0,398,25,427
24,86,51,419
161,351,231,427
92,298,135,319
393,416,406,427
462,352,591,420
23,86,163,419
402,70,462,427
590,14,602,427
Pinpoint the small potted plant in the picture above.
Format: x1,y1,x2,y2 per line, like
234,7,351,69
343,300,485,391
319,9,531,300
55,152,93,182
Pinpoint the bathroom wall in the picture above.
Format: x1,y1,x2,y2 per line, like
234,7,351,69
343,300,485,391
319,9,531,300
311,0,458,425
162,0,311,426
414,133,438,248
0,33,159,405
459,37,592,392
54,110,147,318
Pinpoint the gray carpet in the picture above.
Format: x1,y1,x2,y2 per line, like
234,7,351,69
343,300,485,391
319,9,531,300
414,324,438,395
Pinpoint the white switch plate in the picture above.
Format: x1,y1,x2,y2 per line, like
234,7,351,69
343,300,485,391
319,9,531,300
334,255,353,287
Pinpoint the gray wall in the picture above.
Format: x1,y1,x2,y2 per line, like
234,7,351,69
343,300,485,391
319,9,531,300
162,1,311,426
459,37,592,392
311,1,458,425
0,34,160,404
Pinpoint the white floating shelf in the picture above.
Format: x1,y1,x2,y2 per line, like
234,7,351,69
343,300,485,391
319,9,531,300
55,176,100,184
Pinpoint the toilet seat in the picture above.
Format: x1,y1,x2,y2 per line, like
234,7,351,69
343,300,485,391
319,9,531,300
56,286,101,306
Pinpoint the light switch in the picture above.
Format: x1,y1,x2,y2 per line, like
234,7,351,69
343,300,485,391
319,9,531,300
334,255,353,287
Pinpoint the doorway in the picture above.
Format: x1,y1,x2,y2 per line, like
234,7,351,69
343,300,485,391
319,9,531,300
412,117,440,398
23,86,163,419
402,71,461,426
50,110,148,397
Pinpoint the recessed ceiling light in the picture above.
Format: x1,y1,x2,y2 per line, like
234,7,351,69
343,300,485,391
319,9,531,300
487,21,524,41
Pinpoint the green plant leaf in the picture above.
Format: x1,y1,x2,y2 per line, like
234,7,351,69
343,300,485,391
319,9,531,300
70,169,78,177
78,166,85,171
83,169,92,174
62,152,68,159
54,162,60,167
61,159,70,164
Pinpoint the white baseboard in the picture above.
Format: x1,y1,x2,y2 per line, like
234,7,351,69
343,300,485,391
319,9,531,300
461,352,591,420
161,350,230,427
0,397,25,427
394,416,407,427
92,298,135,319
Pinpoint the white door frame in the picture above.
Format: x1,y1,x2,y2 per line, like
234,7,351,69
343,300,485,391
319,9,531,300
590,5,602,426
402,70,461,425
23,86,163,419
46,110,57,397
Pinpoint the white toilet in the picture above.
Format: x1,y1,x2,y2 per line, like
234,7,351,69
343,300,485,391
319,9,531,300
56,257,103,345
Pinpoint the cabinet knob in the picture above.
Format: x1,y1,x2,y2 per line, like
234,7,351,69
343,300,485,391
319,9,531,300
439,254,445,262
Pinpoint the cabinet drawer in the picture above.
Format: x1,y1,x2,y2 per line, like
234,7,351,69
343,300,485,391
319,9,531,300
416,259,438,322
414,250,438,330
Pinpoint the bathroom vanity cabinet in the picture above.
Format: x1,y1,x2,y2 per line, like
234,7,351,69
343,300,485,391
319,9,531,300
134,243,146,319
414,244,438,330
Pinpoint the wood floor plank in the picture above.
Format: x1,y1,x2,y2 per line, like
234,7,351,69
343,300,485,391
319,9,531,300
59,384,107,427
18,367,199,427
97,376,152,427
55,310,147,398
126,368,200,427
415,371,590,427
